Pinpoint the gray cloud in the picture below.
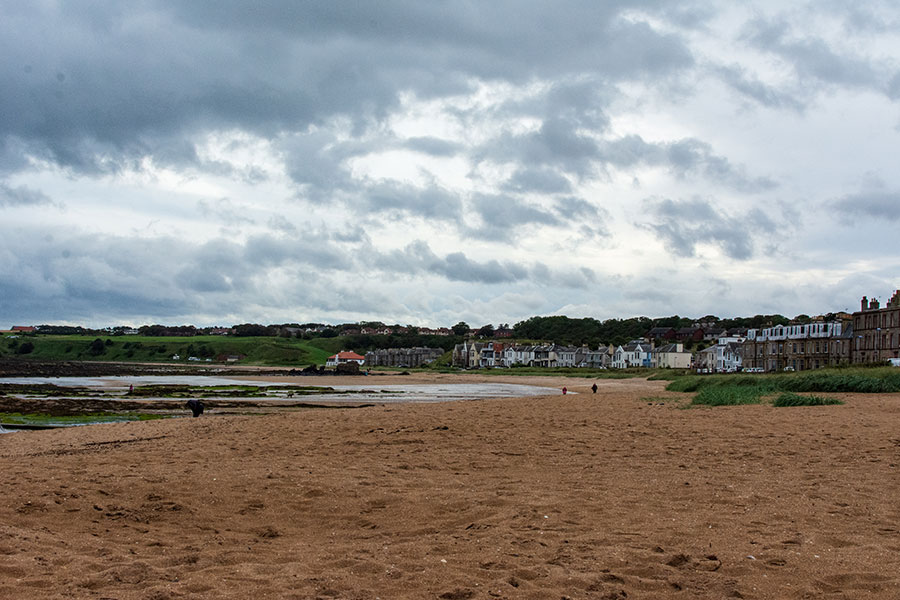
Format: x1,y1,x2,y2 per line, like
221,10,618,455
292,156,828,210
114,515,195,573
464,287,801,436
643,197,778,260
403,137,462,157
504,168,573,194
742,16,893,97
598,136,776,193
714,64,806,112
553,197,602,221
481,117,601,179
3,3,898,327
376,240,527,285
370,239,595,289
832,191,900,222
468,195,560,240
1,1,694,175
362,182,464,222
0,183,56,207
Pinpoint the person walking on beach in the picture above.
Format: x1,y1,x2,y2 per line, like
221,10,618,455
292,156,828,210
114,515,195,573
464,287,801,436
562,387,567,395
591,383,598,394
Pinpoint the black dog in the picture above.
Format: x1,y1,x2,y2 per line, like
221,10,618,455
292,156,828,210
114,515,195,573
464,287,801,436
185,398,204,417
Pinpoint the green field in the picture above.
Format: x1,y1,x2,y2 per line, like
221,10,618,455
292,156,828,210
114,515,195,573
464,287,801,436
0,334,346,367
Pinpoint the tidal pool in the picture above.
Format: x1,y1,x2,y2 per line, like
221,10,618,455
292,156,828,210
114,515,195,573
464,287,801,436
0,376,560,402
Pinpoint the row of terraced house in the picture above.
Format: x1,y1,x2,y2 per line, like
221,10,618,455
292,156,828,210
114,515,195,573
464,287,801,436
450,291,900,373
741,292,900,372
451,340,696,369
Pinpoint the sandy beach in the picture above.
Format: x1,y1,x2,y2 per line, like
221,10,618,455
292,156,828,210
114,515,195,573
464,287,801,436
2,373,900,599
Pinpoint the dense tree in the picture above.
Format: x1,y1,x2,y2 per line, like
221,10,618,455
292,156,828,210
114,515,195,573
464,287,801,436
232,323,275,337
451,322,470,336
476,324,494,338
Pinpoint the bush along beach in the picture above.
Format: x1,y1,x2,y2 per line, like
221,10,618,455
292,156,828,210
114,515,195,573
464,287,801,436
667,367,897,407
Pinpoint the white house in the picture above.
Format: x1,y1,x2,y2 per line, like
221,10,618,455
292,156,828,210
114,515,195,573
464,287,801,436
326,350,366,367
612,341,652,369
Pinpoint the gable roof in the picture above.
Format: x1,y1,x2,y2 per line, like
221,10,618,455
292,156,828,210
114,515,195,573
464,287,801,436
329,351,365,360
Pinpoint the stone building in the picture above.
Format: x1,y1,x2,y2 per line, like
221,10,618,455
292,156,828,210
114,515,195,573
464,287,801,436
365,347,444,368
852,292,900,364
741,320,850,372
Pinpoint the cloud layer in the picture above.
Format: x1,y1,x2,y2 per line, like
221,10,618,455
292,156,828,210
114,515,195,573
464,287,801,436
2,1,899,326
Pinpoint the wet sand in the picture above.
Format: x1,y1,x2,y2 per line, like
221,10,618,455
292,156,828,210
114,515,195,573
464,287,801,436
2,374,900,599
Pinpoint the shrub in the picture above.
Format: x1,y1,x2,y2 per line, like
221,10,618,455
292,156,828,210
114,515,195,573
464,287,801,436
88,338,106,355
779,372,900,393
16,341,34,354
691,385,767,406
772,392,843,407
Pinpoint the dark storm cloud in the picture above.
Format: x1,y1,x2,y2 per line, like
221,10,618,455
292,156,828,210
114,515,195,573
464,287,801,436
1,1,694,175
0,183,56,207
642,197,778,260
832,191,900,222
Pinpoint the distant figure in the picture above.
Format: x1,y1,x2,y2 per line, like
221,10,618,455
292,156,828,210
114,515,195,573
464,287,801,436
185,398,204,418
591,383,598,394
128,384,134,394
562,387,567,395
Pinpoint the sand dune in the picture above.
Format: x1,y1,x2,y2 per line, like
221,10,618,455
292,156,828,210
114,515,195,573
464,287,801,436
2,375,900,599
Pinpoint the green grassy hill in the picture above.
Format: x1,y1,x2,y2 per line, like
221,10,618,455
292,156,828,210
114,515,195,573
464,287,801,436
0,334,349,367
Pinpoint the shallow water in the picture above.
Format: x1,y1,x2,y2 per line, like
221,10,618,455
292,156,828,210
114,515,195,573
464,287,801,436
0,376,563,403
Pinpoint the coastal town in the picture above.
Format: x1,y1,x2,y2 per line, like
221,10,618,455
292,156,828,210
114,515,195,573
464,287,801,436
452,292,900,372
10,291,898,374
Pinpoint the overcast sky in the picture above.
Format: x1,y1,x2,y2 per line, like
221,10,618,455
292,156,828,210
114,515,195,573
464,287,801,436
2,1,900,328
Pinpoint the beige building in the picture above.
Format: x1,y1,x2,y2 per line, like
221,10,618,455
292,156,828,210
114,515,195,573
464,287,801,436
651,343,692,369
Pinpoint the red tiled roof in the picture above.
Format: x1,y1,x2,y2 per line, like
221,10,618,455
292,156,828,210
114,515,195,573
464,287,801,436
330,351,365,360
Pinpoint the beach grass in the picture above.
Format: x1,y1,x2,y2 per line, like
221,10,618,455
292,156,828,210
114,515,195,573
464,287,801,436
771,392,843,407
668,367,898,407
690,385,768,406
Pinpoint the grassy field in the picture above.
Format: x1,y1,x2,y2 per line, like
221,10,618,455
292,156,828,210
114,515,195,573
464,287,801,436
0,334,345,367
666,366,899,407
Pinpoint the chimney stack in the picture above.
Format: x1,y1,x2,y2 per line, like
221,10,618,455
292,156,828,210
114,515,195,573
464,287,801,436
861,296,868,311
